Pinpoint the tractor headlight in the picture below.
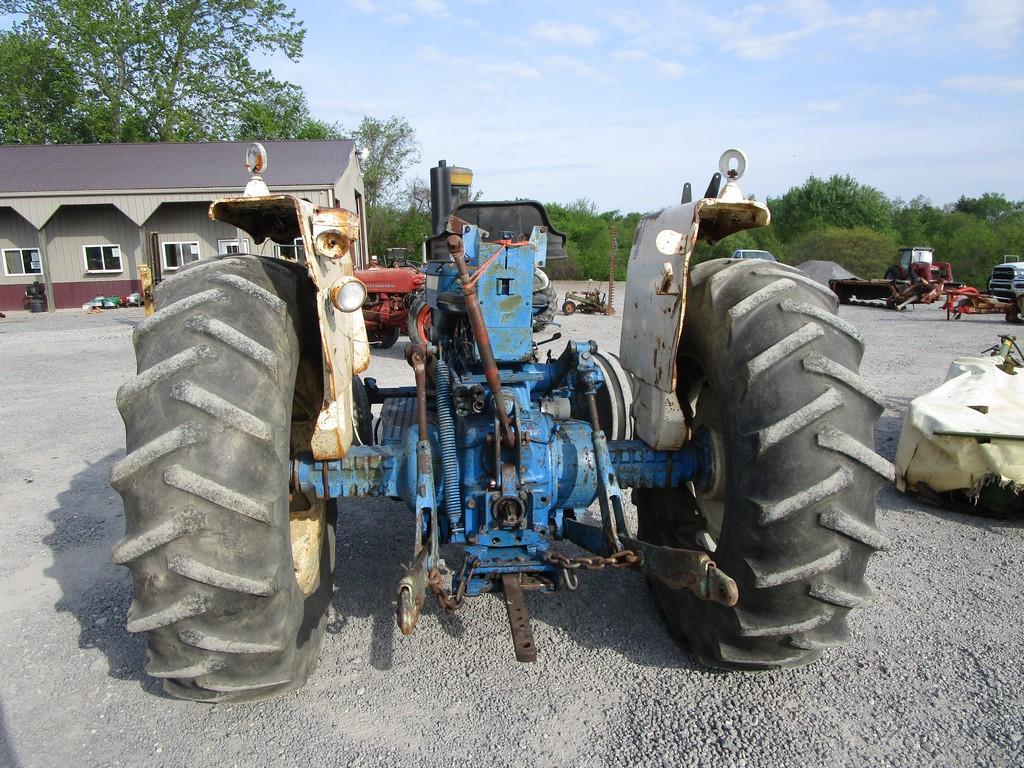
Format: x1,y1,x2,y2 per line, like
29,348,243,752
330,276,367,312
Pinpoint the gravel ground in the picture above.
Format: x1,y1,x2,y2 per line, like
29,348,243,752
1,282,1022,768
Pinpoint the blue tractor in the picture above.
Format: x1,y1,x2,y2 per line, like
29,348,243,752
112,148,891,701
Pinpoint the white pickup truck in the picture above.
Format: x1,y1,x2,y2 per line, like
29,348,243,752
988,255,1024,300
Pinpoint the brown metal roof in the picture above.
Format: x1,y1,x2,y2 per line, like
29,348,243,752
0,140,354,194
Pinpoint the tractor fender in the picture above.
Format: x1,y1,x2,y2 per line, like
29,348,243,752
210,194,370,460
619,196,769,450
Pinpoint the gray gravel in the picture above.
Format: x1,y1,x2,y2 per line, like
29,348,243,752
1,284,1022,768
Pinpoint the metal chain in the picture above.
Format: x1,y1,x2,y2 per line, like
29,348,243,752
428,557,478,613
544,549,641,572
429,550,640,610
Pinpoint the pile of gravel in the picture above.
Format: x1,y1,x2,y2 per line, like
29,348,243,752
797,260,860,285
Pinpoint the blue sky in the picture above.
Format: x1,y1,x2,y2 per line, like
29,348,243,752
256,0,1022,211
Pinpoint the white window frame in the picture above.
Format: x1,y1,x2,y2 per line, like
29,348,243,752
2,247,42,277
218,238,250,255
83,244,123,274
274,237,306,261
162,241,202,271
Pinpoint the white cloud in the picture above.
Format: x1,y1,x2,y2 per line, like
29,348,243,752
601,9,651,36
961,0,1024,49
415,45,539,81
530,21,601,46
411,0,447,16
655,61,688,79
482,62,541,80
545,54,607,82
726,27,818,60
806,99,844,113
941,75,1024,93
417,44,446,64
891,91,939,107
612,49,649,62
699,2,938,61
349,0,447,18
843,7,939,46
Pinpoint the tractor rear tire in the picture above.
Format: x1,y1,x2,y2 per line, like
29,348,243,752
562,300,576,315
374,325,401,349
884,266,902,281
635,258,892,669
110,255,336,702
408,295,432,346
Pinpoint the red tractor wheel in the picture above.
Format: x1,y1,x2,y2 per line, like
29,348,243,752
562,300,577,316
408,296,432,345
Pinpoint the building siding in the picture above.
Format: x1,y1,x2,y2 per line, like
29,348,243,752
0,142,361,311
146,201,242,270
0,207,43,286
44,204,143,284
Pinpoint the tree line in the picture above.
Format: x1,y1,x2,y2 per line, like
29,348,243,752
373,176,1024,291
2,2,1021,289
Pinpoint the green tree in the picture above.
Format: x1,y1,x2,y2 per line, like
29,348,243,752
347,116,420,209
1,0,305,142
0,31,90,143
783,227,898,278
233,80,343,141
892,195,944,247
339,116,420,254
953,193,1023,223
768,174,894,242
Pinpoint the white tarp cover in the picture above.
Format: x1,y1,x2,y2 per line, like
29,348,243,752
895,355,1024,496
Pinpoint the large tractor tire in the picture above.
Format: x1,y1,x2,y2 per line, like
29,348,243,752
635,258,892,669
110,255,336,702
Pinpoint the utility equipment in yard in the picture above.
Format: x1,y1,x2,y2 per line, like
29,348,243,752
561,283,610,315
941,286,1019,321
355,248,426,349
896,335,1024,515
830,246,956,310
111,146,890,703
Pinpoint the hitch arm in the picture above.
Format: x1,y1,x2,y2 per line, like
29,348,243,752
622,537,739,606
561,518,739,606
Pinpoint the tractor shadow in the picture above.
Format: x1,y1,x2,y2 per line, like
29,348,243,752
520,547,704,671
42,451,158,694
327,496,473,671
0,698,20,768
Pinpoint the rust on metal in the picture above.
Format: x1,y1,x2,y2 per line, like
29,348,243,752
942,287,1017,320
501,573,537,662
622,536,739,606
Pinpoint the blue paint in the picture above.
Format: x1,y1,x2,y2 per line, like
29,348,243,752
293,220,708,602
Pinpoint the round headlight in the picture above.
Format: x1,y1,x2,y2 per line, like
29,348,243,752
331,277,367,312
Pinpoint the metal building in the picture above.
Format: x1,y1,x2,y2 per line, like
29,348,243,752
0,140,366,311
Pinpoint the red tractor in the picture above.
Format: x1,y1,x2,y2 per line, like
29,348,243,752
355,248,431,348
884,246,953,284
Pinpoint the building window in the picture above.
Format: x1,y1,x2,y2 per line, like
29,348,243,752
163,241,201,271
275,238,306,261
84,244,122,273
3,248,42,276
218,238,249,255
